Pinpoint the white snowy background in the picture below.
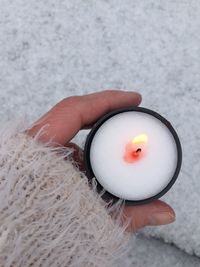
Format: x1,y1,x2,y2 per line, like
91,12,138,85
0,1,200,266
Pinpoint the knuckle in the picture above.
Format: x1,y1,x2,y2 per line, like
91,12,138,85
64,96,81,105
103,89,116,96
56,96,81,109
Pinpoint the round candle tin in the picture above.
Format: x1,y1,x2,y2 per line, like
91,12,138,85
84,107,182,205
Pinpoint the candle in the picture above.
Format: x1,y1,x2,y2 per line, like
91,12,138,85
84,107,182,205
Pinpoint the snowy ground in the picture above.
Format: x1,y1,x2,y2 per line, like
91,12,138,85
0,1,200,266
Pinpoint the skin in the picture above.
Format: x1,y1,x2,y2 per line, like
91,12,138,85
27,90,175,232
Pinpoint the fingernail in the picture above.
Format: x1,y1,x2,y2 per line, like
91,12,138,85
148,212,175,226
125,90,142,98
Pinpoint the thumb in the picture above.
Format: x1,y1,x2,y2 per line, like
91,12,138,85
121,200,175,232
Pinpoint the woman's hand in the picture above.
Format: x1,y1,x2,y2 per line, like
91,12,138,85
27,90,175,231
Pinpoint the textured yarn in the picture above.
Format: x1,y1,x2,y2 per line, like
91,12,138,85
0,120,130,267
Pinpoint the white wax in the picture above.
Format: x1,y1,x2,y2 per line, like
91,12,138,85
90,112,178,201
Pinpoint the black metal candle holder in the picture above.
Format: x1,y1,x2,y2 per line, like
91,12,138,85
84,107,182,205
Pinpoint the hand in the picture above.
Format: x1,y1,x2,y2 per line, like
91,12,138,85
27,90,175,232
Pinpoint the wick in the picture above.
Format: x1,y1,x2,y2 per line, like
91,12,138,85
136,148,142,153
131,148,142,158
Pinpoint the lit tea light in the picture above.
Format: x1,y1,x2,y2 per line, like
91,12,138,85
84,107,182,205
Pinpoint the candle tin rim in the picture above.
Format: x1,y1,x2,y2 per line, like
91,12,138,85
83,106,182,206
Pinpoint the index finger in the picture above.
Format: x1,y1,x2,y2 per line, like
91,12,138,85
27,90,142,145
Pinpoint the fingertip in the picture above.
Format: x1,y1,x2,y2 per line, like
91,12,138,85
135,92,142,106
153,200,175,215
124,90,142,106
146,200,176,226
122,200,175,232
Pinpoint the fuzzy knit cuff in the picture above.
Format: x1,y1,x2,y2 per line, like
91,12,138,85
0,120,130,267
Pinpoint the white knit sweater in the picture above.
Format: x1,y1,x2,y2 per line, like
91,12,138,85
0,120,130,267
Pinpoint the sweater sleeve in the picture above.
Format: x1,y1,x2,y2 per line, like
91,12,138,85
0,120,130,267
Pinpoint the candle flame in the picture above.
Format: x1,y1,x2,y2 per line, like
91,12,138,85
132,134,148,144
123,134,148,163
